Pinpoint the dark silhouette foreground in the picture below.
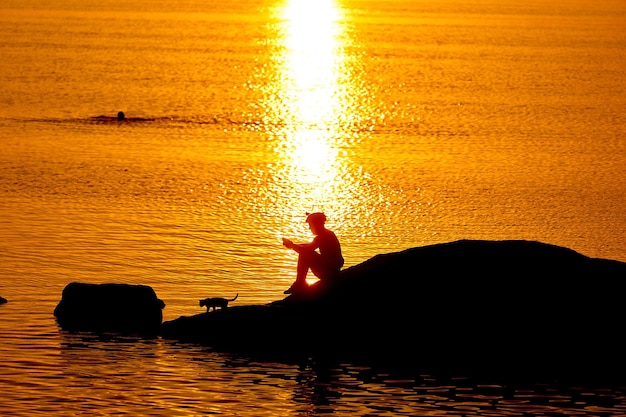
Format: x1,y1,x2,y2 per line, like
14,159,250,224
53,240,626,382
161,239,626,381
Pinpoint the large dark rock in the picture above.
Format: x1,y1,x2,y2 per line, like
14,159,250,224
0,296,7,304
160,240,626,381
54,282,165,335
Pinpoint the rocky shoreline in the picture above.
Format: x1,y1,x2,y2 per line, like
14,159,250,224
54,239,626,381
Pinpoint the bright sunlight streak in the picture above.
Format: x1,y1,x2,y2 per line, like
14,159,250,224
281,0,343,126
260,0,366,232
275,0,344,178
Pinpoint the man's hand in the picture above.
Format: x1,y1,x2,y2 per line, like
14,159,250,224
282,238,293,249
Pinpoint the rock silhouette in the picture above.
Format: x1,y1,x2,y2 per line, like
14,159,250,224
161,240,626,380
51,240,626,381
54,282,165,335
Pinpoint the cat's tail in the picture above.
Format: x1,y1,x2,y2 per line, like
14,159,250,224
229,293,238,302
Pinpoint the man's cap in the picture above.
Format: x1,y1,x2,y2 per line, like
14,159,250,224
305,212,326,224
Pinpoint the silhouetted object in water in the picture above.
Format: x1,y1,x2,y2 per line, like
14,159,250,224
199,294,238,313
282,212,344,294
54,282,165,335
0,296,7,304
92,111,152,123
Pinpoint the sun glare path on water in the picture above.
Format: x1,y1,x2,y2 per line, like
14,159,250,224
259,0,362,234
249,0,411,253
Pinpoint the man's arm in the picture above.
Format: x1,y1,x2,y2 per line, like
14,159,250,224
282,238,317,253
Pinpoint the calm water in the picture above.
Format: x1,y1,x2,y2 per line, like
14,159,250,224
1,0,626,414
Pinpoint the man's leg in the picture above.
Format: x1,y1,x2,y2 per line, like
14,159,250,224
296,249,318,282
285,249,318,294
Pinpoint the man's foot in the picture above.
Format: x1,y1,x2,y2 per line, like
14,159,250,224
284,283,307,294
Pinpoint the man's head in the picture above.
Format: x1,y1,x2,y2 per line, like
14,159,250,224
306,212,326,234
306,212,326,225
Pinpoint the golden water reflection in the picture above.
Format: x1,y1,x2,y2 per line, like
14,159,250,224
262,0,366,237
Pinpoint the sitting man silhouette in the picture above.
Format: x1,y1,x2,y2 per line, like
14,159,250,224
282,212,344,294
